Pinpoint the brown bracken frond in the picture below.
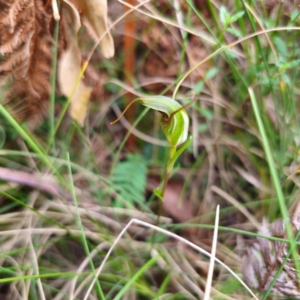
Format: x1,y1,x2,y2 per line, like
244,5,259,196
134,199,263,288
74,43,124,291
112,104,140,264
0,0,66,124
0,0,114,126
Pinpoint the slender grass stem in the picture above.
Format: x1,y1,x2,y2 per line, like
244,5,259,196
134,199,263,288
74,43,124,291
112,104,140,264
67,153,105,300
249,88,300,277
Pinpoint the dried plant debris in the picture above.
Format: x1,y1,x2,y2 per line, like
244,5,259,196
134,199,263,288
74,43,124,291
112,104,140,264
70,0,114,59
0,0,61,123
58,0,92,126
0,0,114,125
58,0,114,126
243,217,300,298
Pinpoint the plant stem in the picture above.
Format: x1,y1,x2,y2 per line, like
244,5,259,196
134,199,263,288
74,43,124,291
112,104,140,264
154,146,176,231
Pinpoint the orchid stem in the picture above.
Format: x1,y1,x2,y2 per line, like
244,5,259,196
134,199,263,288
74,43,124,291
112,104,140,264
156,146,176,224
154,138,192,238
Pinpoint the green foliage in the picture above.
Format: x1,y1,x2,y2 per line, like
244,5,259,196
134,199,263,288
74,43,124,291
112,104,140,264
219,6,245,28
111,154,147,207
226,27,243,38
205,67,219,80
217,277,244,298
194,67,218,94
290,10,300,23
273,36,288,58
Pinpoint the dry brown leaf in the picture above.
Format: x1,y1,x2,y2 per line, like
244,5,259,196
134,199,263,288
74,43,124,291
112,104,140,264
58,0,92,126
58,0,114,125
69,0,114,58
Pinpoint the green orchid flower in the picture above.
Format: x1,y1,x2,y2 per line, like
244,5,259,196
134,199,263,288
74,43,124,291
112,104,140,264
140,96,189,148
111,96,189,148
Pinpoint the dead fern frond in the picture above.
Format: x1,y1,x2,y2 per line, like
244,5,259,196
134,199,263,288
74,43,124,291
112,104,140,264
0,0,66,124
0,0,114,125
